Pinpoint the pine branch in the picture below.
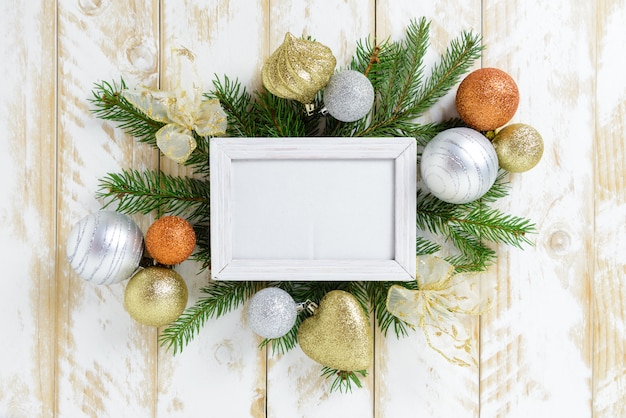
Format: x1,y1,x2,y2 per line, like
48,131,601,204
353,19,482,138
416,236,441,255
159,281,267,355
207,76,258,137
89,79,164,146
365,281,417,338
254,90,307,137
322,368,368,393
190,221,211,270
97,169,209,222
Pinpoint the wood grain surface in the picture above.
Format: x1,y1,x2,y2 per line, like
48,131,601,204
0,1,624,417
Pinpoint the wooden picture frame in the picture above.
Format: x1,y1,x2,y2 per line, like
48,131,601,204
210,137,416,281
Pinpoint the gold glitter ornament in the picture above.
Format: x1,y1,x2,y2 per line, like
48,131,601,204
297,290,372,371
124,266,188,327
455,68,520,131
262,33,336,104
492,123,544,172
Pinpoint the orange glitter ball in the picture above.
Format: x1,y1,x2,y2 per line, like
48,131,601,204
455,68,520,131
145,216,196,265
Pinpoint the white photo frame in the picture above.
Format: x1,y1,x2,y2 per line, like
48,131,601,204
210,137,416,281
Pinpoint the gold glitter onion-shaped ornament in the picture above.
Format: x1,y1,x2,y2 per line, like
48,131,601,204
262,33,336,106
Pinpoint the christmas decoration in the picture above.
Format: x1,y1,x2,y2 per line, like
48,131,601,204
261,32,336,105
455,67,520,131
86,18,538,392
246,287,298,339
420,127,499,204
65,211,143,285
386,255,492,367
145,215,196,265
298,290,372,372
323,70,375,122
124,266,188,327
122,47,227,163
492,123,544,172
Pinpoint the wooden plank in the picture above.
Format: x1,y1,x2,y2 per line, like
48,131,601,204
156,1,269,416
374,3,482,417
0,1,56,416
264,2,376,417
56,1,160,416
593,0,626,416
479,1,594,416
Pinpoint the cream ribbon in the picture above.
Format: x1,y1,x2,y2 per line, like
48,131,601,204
122,47,227,163
386,255,492,367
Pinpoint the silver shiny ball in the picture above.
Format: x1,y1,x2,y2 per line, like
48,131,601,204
323,70,374,122
66,211,144,285
420,127,498,204
246,288,297,339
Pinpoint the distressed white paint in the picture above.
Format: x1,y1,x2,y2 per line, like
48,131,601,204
210,138,416,281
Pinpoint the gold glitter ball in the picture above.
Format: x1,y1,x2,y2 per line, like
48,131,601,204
262,32,336,104
297,290,372,371
456,68,520,131
145,216,196,265
124,266,188,327
492,123,544,172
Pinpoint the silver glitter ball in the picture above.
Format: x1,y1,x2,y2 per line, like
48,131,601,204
66,211,144,285
420,127,498,204
246,288,297,339
323,70,374,122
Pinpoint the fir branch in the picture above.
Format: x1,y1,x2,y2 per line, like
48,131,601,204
254,90,307,137
411,30,483,117
322,368,368,393
259,313,304,356
160,281,267,355
97,169,209,222
190,222,211,270
353,19,482,137
208,76,258,137
89,79,164,146
365,281,417,338
416,236,441,255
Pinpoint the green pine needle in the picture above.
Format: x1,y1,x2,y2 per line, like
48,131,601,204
322,368,368,394
97,169,209,222
159,281,267,355
89,79,164,146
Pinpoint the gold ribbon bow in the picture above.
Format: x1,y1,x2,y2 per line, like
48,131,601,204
122,48,227,163
386,255,492,367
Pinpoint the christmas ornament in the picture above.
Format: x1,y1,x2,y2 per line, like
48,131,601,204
65,211,143,285
145,216,196,265
386,255,492,367
245,287,298,339
455,67,519,131
262,33,336,104
420,127,499,204
298,290,372,371
124,266,188,327
492,123,544,172
123,47,227,163
323,70,374,122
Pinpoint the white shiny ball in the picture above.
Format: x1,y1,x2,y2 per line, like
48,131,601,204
323,70,374,122
66,211,144,285
420,127,498,204
246,288,297,339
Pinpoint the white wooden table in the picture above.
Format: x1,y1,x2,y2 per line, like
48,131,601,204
1,0,624,417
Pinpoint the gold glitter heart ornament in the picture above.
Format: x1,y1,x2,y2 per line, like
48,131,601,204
262,32,336,104
297,290,372,371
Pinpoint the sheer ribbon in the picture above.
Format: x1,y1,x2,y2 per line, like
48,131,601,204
386,255,492,367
